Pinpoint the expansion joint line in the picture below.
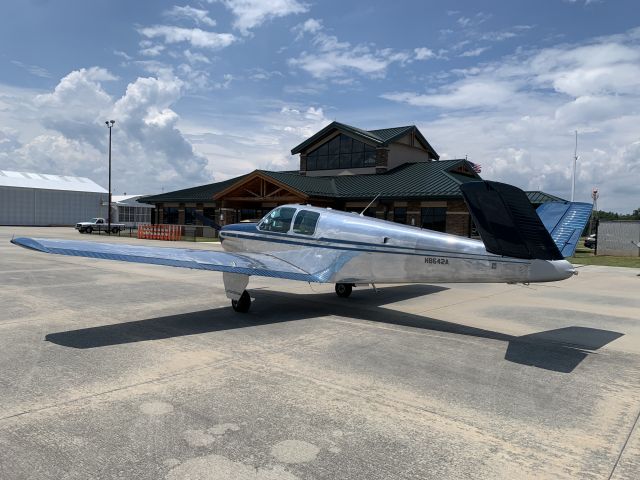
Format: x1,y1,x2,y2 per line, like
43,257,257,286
607,405,640,480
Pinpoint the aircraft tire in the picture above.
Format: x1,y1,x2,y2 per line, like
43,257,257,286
335,283,352,298
231,290,251,313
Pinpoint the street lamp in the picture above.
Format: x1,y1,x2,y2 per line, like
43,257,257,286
105,120,115,234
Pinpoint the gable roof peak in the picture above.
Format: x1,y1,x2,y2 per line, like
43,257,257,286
291,121,439,158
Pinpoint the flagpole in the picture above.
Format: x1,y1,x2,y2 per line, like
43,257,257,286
571,130,578,202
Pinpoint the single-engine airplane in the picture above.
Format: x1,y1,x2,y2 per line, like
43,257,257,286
11,181,592,313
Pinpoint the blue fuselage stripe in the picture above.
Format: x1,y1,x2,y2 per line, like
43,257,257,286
220,230,529,265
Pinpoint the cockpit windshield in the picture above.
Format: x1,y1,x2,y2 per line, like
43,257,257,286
258,207,296,233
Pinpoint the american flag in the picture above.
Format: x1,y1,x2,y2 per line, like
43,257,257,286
470,162,482,173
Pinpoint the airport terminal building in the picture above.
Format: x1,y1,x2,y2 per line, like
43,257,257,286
143,122,562,236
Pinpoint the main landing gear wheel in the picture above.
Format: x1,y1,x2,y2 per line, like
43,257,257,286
335,283,353,298
231,290,251,313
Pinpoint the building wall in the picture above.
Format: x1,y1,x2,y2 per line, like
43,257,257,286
115,205,152,226
445,199,470,237
151,197,472,236
344,198,470,236
388,143,431,170
0,186,108,226
301,139,431,176
598,221,640,257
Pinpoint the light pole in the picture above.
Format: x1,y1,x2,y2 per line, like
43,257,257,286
105,120,115,234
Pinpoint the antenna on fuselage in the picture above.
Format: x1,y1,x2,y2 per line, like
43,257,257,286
360,193,380,216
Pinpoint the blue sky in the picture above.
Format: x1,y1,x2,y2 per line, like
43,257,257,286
0,0,639,212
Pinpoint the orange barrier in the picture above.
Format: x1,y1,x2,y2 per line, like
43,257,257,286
137,224,183,241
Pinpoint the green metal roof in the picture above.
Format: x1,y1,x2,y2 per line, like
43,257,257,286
366,126,414,143
290,121,439,159
525,191,567,204
144,160,482,204
261,159,479,200
258,170,338,197
140,175,247,203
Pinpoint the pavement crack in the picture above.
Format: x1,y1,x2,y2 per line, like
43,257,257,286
0,357,235,424
607,404,640,480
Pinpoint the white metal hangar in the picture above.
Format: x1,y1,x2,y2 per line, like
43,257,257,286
0,170,108,226
112,195,154,226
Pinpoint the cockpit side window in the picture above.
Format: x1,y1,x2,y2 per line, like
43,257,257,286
258,207,296,233
292,210,320,236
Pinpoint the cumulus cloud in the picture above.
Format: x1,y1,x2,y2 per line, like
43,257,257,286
33,67,117,145
35,67,116,109
183,104,330,178
217,0,308,35
292,18,322,40
0,67,210,194
383,28,640,211
530,42,640,96
138,25,236,49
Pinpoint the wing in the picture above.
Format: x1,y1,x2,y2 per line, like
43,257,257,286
10,237,351,283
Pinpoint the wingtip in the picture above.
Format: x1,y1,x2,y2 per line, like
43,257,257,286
10,237,45,252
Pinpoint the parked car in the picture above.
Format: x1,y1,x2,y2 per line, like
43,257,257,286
75,218,125,234
584,234,596,249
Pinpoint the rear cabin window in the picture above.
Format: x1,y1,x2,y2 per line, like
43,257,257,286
292,210,320,235
258,207,296,233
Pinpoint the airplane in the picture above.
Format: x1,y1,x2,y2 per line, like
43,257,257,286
11,181,592,313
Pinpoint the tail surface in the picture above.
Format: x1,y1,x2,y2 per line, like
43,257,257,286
536,201,592,258
459,181,563,260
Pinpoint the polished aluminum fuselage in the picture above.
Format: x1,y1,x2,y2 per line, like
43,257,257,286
220,205,575,284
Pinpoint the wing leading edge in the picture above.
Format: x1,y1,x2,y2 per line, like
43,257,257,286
10,237,333,283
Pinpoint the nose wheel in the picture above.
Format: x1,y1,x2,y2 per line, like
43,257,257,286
231,290,252,313
335,283,353,298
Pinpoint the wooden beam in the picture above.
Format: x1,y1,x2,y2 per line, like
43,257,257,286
224,196,304,202
266,187,285,198
243,188,261,197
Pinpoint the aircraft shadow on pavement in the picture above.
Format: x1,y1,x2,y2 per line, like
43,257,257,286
45,284,623,373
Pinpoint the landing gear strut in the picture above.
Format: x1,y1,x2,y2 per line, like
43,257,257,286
231,290,251,313
335,283,353,298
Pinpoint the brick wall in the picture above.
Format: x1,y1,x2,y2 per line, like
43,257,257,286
445,199,470,236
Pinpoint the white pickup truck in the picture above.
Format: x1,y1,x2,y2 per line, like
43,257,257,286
75,218,125,234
